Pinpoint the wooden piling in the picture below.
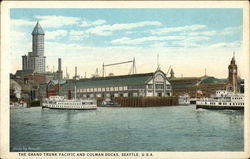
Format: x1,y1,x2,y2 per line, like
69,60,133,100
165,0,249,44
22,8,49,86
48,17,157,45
97,96,178,107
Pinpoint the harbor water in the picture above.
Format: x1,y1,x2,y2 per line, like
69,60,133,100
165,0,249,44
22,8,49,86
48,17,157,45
10,105,244,151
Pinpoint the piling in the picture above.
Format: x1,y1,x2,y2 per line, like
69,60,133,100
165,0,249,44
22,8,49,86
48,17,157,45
97,96,178,107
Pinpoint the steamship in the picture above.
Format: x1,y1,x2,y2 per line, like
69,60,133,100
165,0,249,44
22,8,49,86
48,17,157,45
42,66,97,110
196,90,244,110
42,96,97,110
196,53,244,110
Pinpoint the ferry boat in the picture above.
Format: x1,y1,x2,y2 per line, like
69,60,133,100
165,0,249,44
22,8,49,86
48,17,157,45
196,90,244,110
42,96,97,110
178,94,190,105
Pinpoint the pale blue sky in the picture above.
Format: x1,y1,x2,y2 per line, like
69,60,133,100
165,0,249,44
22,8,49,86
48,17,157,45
10,8,243,78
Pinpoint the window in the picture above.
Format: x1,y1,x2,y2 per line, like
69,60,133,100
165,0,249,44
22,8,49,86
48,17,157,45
155,84,164,89
148,84,153,89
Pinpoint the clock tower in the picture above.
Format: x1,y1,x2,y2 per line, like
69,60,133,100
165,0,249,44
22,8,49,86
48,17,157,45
228,52,238,92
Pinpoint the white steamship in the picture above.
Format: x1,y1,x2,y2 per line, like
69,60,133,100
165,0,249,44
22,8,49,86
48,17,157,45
42,67,97,110
196,90,244,110
42,96,97,110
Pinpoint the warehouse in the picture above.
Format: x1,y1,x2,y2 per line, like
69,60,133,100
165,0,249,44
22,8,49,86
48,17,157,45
59,69,172,99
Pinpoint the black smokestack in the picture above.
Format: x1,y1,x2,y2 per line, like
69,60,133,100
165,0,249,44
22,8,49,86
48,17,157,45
58,58,62,71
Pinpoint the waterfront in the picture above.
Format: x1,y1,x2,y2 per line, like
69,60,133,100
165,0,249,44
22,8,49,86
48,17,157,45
10,105,243,151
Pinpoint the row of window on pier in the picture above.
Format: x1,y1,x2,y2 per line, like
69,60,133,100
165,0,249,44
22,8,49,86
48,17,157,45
62,84,171,93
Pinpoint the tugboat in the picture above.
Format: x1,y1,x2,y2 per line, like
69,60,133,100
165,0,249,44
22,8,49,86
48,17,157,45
196,90,244,110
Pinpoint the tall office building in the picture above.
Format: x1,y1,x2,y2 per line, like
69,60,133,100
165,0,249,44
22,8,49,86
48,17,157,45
22,22,46,73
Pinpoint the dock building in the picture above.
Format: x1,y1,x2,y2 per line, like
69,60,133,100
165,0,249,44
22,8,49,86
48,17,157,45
169,54,242,97
59,69,172,99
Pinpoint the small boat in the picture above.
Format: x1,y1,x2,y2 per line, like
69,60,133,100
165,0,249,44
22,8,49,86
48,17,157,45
196,90,244,110
100,98,121,107
10,101,27,108
42,96,97,110
178,94,190,105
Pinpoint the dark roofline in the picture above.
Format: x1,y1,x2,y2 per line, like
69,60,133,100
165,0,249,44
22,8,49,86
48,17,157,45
67,72,154,83
169,77,201,81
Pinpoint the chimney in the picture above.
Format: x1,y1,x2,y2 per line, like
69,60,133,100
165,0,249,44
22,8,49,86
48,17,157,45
75,66,77,77
58,58,62,71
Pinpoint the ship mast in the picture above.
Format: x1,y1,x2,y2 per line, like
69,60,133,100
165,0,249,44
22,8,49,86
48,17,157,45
74,66,77,99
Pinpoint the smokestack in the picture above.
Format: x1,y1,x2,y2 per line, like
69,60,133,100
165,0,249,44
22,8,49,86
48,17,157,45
75,66,77,77
58,58,62,71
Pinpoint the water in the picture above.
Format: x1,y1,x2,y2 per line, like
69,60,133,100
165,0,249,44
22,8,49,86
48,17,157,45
10,105,244,151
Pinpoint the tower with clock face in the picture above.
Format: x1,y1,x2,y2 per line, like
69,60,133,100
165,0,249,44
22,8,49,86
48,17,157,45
228,53,238,92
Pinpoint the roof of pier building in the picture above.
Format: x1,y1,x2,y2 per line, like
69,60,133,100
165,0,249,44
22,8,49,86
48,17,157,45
61,71,168,89
195,76,228,85
170,76,228,89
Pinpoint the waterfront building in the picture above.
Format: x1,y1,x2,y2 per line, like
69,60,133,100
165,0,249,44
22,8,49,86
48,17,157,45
22,22,46,73
59,69,172,99
169,54,242,97
10,78,34,106
47,79,66,97
10,79,22,102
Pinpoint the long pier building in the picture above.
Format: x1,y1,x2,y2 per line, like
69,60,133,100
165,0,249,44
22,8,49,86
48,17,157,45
59,69,172,99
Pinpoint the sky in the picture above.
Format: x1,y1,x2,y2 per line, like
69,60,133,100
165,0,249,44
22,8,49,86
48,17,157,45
10,8,243,78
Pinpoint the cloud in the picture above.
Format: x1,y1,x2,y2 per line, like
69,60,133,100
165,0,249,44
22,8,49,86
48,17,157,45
112,36,184,44
187,31,216,36
34,15,80,28
10,30,30,55
111,35,210,46
208,41,242,48
69,30,89,40
221,26,242,35
46,30,68,40
86,21,162,36
11,19,34,27
151,24,207,35
80,19,106,27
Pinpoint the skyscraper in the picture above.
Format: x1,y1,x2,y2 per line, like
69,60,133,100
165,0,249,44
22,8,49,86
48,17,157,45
22,22,46,73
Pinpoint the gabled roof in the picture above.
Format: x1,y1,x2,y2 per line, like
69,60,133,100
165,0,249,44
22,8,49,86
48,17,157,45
32,22,45,35
61,73,154,89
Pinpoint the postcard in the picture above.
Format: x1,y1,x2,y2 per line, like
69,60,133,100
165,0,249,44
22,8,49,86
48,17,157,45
1,1,249,159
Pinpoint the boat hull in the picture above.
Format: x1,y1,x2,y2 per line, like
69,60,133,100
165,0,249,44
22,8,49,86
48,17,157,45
196,105,244,110
42,106,97,110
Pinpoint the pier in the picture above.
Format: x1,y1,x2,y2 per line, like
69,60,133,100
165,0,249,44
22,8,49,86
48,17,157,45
97,96,178,107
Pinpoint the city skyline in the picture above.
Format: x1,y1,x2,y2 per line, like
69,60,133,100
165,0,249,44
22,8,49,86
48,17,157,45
10,8,244,78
